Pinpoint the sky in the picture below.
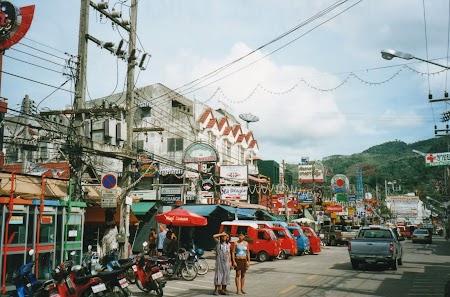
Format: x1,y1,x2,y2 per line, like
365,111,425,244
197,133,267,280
5,0,450,164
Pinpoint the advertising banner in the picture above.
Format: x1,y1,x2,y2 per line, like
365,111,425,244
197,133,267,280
326,205,343,212
183,142,218,163
331,174,349,193
271,193,298,214
425,152,450,167
220,186,248,200
298,163,324,183
298,191,314,203
220,165,248,184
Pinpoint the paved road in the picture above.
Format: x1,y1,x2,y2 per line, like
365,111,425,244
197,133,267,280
128,236,450,297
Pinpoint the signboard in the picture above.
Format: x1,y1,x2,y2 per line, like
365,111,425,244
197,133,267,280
160,187,182,204
220,186,248,200
101,189,117,208
159,165,184,176
331,174,349,193
271,193,298,214
129,190,157,201
298,191,313,203
220,165,248,184
326,205,343,212
298,162,324,183
101,173,117,190
348,194,356,202
425,152,450,167
183,142,218,163
10,215,24,224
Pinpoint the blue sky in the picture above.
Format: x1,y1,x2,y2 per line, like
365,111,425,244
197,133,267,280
5,0,450,163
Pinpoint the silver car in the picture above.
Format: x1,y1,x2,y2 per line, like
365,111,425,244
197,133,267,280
411,229,432,244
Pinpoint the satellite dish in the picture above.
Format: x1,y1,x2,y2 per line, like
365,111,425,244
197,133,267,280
239,113,259,129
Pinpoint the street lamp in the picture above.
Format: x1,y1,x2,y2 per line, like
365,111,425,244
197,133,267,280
381,49,450,70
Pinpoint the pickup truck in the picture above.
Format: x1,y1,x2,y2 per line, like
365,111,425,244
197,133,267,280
319,225,357,246
348,225,405,270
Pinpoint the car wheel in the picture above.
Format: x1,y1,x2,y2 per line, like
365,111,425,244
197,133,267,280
256,251,269,262
397,258,403,266
390,259,398,270
277,250,286,260
351,260,358,270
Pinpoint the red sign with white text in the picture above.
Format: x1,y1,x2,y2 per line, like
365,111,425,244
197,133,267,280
326,205,343,212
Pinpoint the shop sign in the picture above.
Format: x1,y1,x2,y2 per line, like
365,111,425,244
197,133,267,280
220,186,248,200
220,165,248,184
160,187,182,204
183,142,218,163
298,191,313,203
41,216,53,224
425,152,450,167
202,178,214,191
326,205,343,212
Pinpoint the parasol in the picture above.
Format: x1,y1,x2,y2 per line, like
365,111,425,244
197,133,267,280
156,207,207,227
292,218,317,224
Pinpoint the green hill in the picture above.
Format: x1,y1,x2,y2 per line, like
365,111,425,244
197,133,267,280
287,138,450,205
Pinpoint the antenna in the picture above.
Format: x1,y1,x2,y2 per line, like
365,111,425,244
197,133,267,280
239,113,259,129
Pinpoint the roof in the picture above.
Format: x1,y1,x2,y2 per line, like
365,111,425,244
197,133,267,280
131,202,157,215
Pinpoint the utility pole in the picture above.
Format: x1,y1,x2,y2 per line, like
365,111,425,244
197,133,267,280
120,0,138,259
71,0,90,201
282,160,289,222
21,95,30,173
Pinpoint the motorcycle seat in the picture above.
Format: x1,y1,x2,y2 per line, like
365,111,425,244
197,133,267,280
97,270,123,280
74,275,95,285
118,259,130,265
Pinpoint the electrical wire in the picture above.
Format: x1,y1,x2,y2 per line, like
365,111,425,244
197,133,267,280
4,54,67,75
17,42,68,61
1,70,75,93
9,48,74,69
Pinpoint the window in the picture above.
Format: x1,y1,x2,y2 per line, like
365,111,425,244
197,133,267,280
240,148,244,164
236,226,248,236
226,141,231,159
209,132,216,147
141,107,151,118
168,138,183,152
40,146,48,159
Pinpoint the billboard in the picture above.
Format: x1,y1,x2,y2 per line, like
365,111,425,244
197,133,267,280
386,196,420,217
220,186,248,200
220,165,248,184
425,152,450,167
298,162,324,183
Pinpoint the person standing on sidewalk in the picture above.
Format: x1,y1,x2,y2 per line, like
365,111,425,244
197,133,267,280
231,232,250,295
157,224,167,256
213,232,232,295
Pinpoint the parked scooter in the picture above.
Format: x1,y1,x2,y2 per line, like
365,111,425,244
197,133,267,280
130,242,165,297
84,247,132,297
149,248,198,281
11,249,44,297
187,247,208,275
51,254,107,297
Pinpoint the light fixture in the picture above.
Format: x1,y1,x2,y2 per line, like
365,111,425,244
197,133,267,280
381,49,414,60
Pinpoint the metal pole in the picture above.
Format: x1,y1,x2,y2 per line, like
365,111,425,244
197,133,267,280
282,160,289,222
21,95,30,173
120,0,138,259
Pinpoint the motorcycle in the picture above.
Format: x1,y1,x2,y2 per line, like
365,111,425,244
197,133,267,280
84,247,132,297
131,242,165,297
149,248,198,281
11,249,45,297
51,256,107,297
187,248,208,275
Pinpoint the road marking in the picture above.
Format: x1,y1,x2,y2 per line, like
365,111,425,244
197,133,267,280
306,275,317,280
173,282,212,289
280,285,297,294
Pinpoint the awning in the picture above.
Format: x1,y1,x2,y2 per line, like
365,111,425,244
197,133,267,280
131,202,156,215
176,205,218,217
85,208,139,225
219,205,256,219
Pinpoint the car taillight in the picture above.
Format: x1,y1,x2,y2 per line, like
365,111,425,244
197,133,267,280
424,235,429,238
389,243,394,252
412,235,417,238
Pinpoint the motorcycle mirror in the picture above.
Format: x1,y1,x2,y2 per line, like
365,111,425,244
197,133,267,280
70,251,76,256
88,245,92,251
142,241,148,247
28,249,35,256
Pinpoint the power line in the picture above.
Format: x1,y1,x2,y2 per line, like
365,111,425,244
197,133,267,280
1,70,75,93
17,42,69,61
9,47,73,69
4,54,68,75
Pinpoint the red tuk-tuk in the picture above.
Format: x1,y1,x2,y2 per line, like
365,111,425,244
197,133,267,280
301,226,321,254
